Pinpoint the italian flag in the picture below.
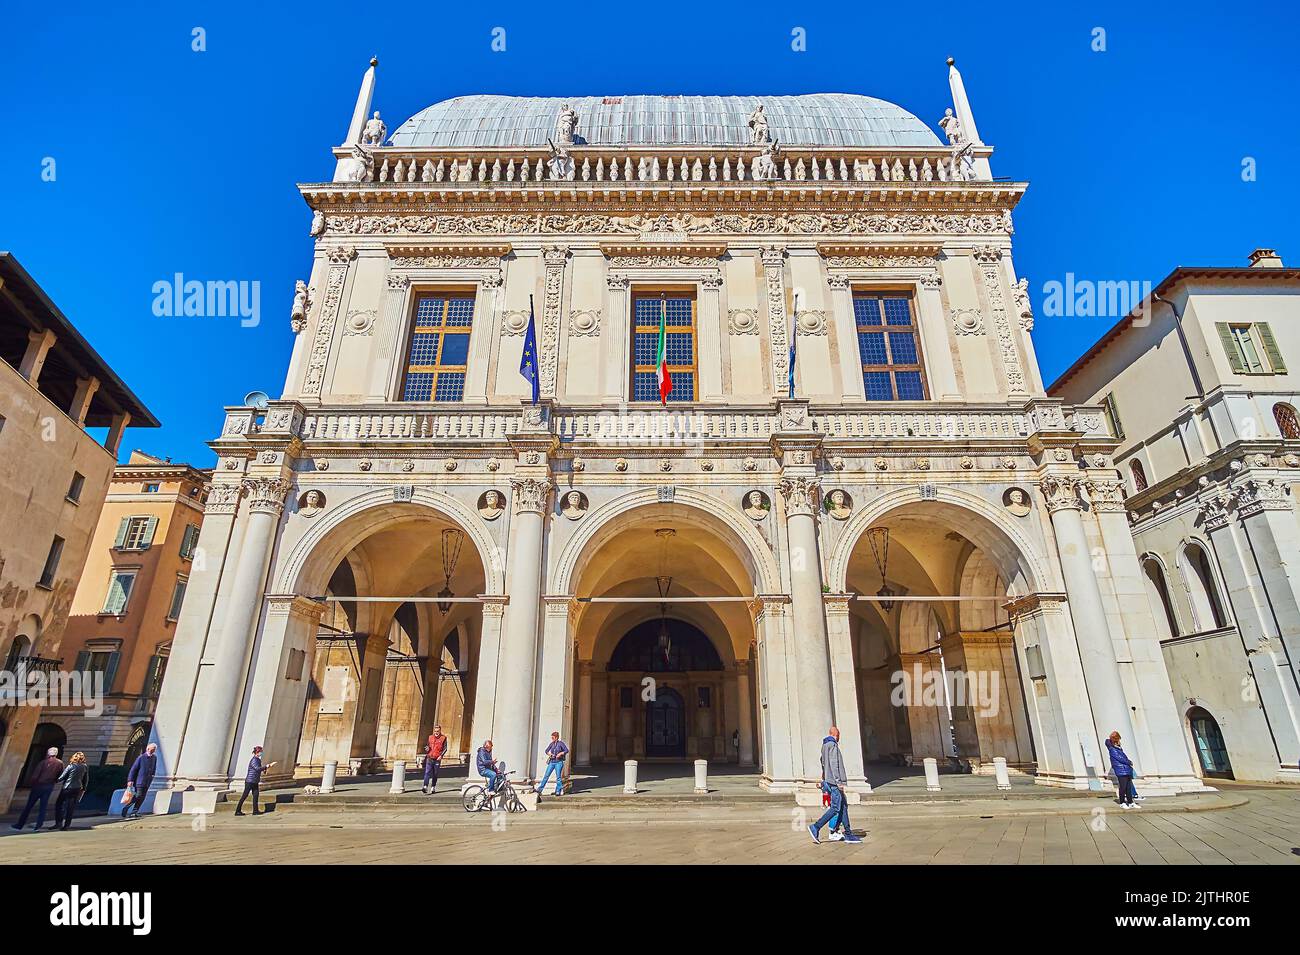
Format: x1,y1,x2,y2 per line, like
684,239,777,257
656,296,673,405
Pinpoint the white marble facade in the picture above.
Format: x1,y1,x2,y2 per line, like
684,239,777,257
148,60,1205,806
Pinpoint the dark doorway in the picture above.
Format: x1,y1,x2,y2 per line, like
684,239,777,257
646,688,686,758
18,722,66,786
1188,707,1234,779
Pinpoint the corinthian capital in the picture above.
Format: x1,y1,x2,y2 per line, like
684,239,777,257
1038,474,1081,513
778,476,821,517
1085,480,1127,513
204,482,245,516
243,477,292,516
511,477,554,516
1235,478,1292,518
1198,492,1234,531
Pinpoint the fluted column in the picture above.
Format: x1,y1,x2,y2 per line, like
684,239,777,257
735,659,755,766
1039,473,1134,760
698,271,724,400
827,275,864,401
368,272,410,400
779,474,836,780
493,476,552,774
176,476,290,784
575,660,594,767
603,274,630,401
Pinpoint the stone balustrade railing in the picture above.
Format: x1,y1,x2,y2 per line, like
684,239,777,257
335,146,984,187
287,402,1093,447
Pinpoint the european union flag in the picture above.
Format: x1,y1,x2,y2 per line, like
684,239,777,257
520,294,540,404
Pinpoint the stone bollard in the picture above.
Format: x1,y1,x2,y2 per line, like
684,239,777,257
923,757,941,792
623,760,638,794
321,760,338,794
993,756,1012,791
389,760,406,794
694,759,708,794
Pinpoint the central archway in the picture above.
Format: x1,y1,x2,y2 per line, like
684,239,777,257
558,491,773,774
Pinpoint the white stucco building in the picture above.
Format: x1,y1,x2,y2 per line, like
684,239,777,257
1052,250,1300,783
148,59,1206,808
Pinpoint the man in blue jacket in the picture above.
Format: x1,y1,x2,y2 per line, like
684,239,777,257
122,743,158,819
476,740,499,794
808,726,862,844
1106,731,1138,808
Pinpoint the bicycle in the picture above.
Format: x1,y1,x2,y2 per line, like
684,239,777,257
462,769,526,813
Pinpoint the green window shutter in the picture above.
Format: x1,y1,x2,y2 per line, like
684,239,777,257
1105,394,1124,440
1257,323,1287,373
180,524,198,559
1216,323,1247,374
74,650,90,672
113,518,130,549
141,516,159,549
102,651,121,695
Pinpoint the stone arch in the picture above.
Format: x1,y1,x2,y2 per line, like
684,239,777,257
275,486,504,597
552,487,781,596
826,485,1051,597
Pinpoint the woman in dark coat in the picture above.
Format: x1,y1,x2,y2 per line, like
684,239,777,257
53,752,89,830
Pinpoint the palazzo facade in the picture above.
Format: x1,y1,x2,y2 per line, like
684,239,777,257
149,60,1205,805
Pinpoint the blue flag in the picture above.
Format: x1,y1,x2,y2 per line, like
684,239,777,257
520,295,540,404
788,293,798,398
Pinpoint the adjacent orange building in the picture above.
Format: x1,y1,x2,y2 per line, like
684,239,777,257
47,452,210,767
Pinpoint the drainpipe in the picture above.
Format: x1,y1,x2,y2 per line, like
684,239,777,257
1151,292,1223,451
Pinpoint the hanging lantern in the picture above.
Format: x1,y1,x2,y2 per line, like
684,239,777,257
656,574,673,662
437,527,465,614
865,526,896,612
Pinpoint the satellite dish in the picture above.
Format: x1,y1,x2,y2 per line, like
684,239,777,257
243,390,270,410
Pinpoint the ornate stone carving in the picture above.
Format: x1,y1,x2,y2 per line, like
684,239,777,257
560,490,589,520
204,483,244,516
512,477,553,516
336,145,374,183
1085,480,1127,513
310,210,325,237
502,309,530,336
478,489,504,520
728,308,759,335
778,476,821,517
762,247,789,390
1038,474,1081,513
874,457,888,471
326,246,357,264
952,307,983,336
555,103,579,146
829,455,845,471
343,308,376,336
386,272,411,292
297,490,325,518
827,274,851,290
938,108,964,146
302,262,348,396
1199,493,1233,531
824,489,852,520
959,455,975,470
794,308,828,335
389,254,500,271
824,254,936,270
539,246,568,396
569,308,601,336
615,458,629,472
290,280,312,334
919,271,943,289
243,477,291,516
742,456,758,472
1003,487,1031,516
747,104,771,145
743,490,772,521
1236,479,1292,517
324,211,1015,239
975,246,1026,396
1014,277,1034,331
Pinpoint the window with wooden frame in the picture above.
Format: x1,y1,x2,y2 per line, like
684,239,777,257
631,291,696,402
1216,322,1286,375
853,292,927,400
401,292,476,401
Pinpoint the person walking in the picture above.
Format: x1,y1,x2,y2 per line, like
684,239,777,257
534,731,569,797
476,739,499,795
122,742,158,819
422,725,449,795
52,752,89,831
1106,731,1138,809
235,746,275,816
808,726,862,844
10,747,63,832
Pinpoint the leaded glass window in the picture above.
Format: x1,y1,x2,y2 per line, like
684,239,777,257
853,293,927,401
631,293,696,402
402,294,475,401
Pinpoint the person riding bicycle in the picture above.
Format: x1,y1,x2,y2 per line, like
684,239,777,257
475,739,499,794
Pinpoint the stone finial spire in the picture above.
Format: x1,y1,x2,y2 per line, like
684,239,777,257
946,57,982,146
343,57,379,146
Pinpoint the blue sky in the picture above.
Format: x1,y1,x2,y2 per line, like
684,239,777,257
3,1,1294,464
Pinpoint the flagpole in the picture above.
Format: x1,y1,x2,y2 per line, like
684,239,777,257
789,289,799,399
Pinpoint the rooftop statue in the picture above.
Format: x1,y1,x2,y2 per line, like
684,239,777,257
747,104,771,145
752,139,780,180
337,144,374,183
547,139,575,181
938,108,964,146
555,103,579,146
361,111,387,146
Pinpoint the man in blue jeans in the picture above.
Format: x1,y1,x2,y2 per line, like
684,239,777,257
808,726,863,844
475,739,499,794
535,731,569,796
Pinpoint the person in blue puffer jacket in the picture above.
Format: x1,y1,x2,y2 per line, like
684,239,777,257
1105,731,1138,808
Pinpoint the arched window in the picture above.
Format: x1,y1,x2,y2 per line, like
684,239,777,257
1179,542,1228,631
1141,557,1179,640
608,619,723,672
1130,460,1149,493
1274,403,1300,439
1187,707,1234,779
